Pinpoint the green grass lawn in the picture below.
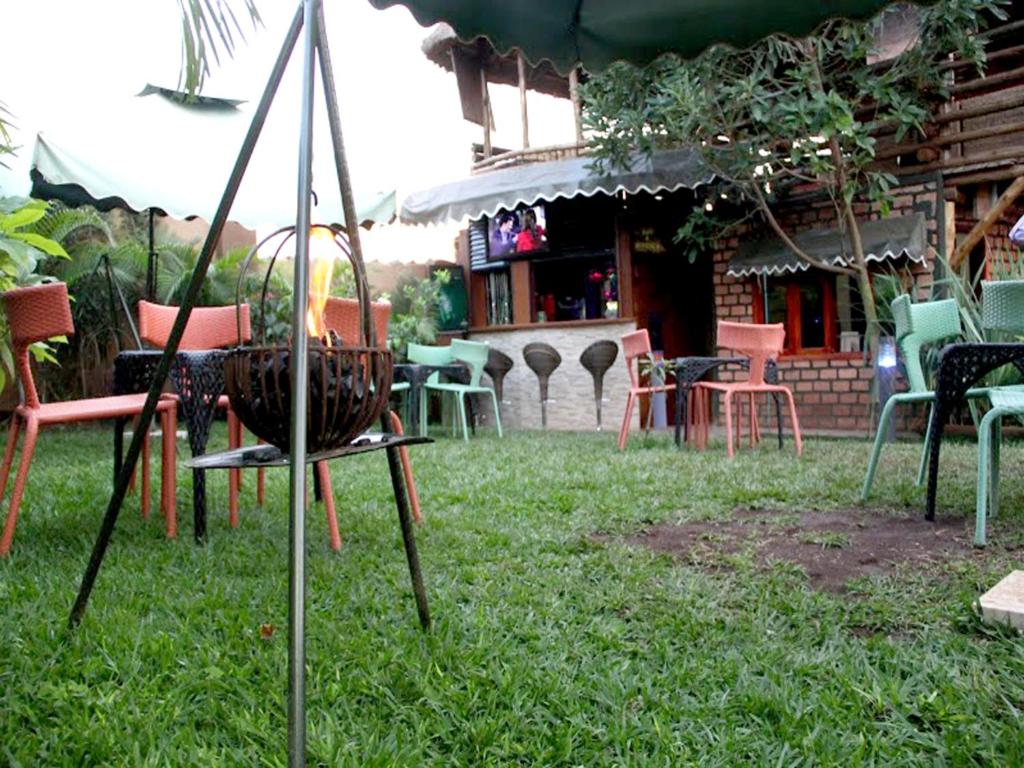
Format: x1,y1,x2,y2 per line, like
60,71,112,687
1,425,1023,766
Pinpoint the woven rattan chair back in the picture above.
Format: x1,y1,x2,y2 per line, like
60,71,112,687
484,348,514,403
323,297,392,347
2,282,75,408
981,280,1024,336
139,301,251,350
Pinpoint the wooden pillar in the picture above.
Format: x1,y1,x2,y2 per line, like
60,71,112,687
569,67,583,144
480,67,492,158
511,260,532,324
517,52,530,150
615,215,634,319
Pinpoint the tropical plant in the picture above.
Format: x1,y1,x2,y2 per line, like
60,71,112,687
388,270,449,362
0,197,72,393
583,0,1007,352
176,0,263,95
0,100,16,171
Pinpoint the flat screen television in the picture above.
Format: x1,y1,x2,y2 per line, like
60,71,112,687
487,204,548,259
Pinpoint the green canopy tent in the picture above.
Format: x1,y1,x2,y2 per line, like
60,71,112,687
368,0,926,74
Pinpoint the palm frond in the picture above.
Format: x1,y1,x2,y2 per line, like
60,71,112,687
177,0,262,95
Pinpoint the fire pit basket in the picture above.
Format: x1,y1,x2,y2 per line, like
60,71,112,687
225,224,392,453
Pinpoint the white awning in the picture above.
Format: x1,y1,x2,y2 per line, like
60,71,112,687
30,85,396,229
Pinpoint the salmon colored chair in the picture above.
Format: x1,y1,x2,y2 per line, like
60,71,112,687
138,300,251,527
691,321,802,458
310,297,421,551
0,283,178,555
617,329,676,451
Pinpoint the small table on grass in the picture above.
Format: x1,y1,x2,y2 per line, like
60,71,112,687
393,362,471,436
924,341,1024,520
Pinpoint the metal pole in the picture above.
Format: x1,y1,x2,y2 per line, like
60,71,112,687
288,0,317,763
69,4,305,629
147,209,157,301
314,0,373,347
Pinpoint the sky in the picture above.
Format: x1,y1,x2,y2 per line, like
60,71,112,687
0,0,576,262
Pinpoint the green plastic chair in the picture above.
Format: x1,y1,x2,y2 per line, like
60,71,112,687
407,342,455,437
861,295,990,501
973,280,1024,546
423,339,503,442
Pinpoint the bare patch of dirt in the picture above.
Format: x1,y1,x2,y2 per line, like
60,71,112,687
629,509,976,592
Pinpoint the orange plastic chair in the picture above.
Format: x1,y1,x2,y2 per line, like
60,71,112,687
0,283,178,555
138,300,251,527
312,297,421,551
617,329,676,451
691,321,802,458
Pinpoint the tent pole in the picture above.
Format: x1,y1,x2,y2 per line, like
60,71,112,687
146,209,155,301
315,0,431,631
68,3,305,629
287,0,318,764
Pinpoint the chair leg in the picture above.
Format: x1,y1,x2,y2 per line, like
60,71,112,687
861,397,900,502
420,389,429,438
915,402,934,487
227,410,240,529
991,417,1002,522
141,424,151,519
724,392,735,458
458,392,469,442
257,439,266,507
489,390,503,438
975,408,1001,547
749,393,758,447
618,392,636,451
0,415,22,504
161,409,177,539
783,389,803,457
316,461,341,552
0,416,39,556
390,412,422,523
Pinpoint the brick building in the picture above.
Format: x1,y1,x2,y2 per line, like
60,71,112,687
404,14,1024,436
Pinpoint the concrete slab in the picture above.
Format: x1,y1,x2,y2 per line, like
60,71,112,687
979,570,1024,631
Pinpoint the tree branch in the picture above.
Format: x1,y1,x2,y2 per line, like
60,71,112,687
750,182,855,276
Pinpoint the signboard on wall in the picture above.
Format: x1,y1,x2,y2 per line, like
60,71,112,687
633,226,667,254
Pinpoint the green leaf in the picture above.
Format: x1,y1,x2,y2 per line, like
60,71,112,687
9,232,68,258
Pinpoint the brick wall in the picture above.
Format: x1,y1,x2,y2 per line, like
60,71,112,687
468,320,638,431
709,180,940,434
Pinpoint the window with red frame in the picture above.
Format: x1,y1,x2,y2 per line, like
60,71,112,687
753,273,837,354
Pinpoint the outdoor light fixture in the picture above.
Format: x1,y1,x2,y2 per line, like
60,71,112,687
878,336,898,368
875,334,899,443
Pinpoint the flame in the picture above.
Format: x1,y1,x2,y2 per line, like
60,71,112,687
306,226,336,339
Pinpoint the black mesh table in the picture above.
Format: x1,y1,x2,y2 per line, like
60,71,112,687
187,431,434,628
924,342,1024,520
393,362,470,436
114,349,228,541
671,356,782,448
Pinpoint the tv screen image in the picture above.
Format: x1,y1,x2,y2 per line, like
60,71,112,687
488,205,548,258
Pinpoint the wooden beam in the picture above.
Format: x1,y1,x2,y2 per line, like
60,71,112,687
517,52,529,149
480,67,491,158
568,67,583,144
952,175,1024,271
